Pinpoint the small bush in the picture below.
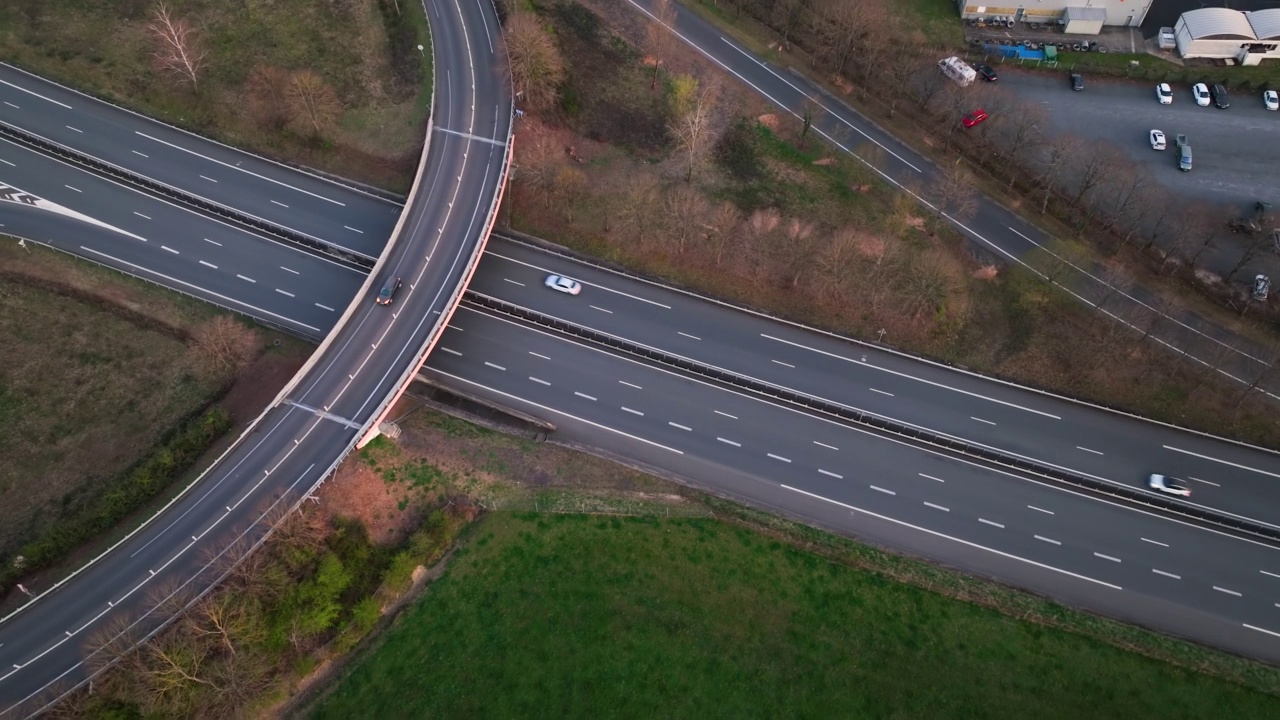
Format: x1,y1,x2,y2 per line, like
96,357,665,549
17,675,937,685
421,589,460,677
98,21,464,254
715,118,765,180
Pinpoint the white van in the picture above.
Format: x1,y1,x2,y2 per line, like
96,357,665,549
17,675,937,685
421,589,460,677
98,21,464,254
938,57,976,87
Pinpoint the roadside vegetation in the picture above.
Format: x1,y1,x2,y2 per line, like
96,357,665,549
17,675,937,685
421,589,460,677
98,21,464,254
0,243,308,603
498,0,1280,448
0,0,432,190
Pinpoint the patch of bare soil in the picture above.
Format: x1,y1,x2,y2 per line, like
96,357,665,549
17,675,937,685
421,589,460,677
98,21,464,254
316,458,416,545
217,348,306,424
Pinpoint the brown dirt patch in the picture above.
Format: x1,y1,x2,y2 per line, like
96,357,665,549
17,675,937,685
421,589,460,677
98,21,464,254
217,347,307,424
812,157,835,166
973,266,1000,281
757,113,780,130
316,458,416,545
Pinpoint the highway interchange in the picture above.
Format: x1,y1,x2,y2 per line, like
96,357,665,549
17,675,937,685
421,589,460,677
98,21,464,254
2,0,1280,713
0,0,511,713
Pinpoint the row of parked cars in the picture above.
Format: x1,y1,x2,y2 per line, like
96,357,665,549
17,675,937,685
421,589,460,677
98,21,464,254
1154,81,1279,110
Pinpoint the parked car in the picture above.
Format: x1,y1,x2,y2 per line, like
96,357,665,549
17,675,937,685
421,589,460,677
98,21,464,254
1192,83,1211,107
1265,89,1279,111
1175,133,1191,171
1211,83,1230,109
1155,83,1173,104
375,276,402,306
962,108,988,128
1158,27,1177,50
1149,129,1166,150
975,63,998,82
1070,73,1084,91
1148,474,1192,498
1255,274,1272,301
544,274,582,295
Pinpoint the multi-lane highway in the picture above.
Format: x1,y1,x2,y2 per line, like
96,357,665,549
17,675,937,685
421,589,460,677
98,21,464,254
0,0,511,714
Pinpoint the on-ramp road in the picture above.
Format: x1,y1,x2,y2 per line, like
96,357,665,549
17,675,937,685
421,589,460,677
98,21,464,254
0,0,511,714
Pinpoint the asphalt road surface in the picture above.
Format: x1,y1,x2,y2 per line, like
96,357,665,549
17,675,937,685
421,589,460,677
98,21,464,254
425,304,1280,663
473,237,1280,530
0,0,511,713
999,69,1280,216
0,63,401,259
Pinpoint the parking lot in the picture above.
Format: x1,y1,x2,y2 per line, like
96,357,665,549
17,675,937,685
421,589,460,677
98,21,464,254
999,69,1280,213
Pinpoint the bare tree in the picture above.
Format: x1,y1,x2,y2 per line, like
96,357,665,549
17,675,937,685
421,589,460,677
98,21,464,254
810,0,887,75
993,99,1046,172
775,217,819,286
147,2,207,89
550,166,587,224
513,130,562,209
701,201,741,266
668,76,720,181
900,248,963,324
244,65,291,129
1166,204,1220,273
1101,165,1153,239
1068,142,1123,218
884,49,923,117
929,160,978,222
190,316,259,381
741,207,782,279
504,11,566,113
646,0,677,89
1224,232,1274,283
1037,135,1080,215
286,70,343,136
770,0,808,47
663,185,711,253
816,225,862,296
799,94,822,148
614,174,664,249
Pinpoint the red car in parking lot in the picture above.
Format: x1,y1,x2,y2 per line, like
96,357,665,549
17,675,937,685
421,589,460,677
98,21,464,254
962,109,988,128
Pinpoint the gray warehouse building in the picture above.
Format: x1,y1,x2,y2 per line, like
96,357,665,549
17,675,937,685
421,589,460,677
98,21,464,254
1174,8,1280,64
956,1,1154,32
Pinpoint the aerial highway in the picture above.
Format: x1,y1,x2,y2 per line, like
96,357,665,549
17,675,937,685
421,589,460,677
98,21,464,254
0,0,512,714
0,63,400,259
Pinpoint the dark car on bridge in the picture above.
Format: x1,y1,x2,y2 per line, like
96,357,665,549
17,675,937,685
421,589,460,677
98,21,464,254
375,276,403,305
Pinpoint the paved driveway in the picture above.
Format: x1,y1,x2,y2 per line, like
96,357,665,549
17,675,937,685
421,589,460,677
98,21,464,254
1000,69,1280,213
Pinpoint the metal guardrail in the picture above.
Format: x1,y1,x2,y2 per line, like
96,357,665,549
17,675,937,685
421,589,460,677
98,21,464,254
464,292,1280,545
0,120,374,267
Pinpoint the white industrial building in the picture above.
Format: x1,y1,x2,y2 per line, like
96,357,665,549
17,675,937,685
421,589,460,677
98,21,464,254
955,1,1153,33
1175,8,1280,64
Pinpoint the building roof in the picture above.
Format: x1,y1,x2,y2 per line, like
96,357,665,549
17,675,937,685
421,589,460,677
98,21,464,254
1180,7,1257,40
1247,9,1280,41
1063,7,1107,23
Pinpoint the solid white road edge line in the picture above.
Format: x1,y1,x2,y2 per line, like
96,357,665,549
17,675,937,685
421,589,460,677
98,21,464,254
783,485,1121,590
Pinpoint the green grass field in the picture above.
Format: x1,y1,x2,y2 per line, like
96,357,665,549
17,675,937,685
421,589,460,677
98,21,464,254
311,513,1279,718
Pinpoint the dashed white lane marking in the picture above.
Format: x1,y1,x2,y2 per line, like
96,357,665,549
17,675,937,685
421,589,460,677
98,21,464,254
66,125,82,133
280,266,299,275
1142,538,1169,547
483,362,506,371
440,347,462,356
924,502,949,512
315,303,334,312
1035,535,1062,546
504,278,524,286
590,305,613,314
3,101,17,108
161,245,179,254
574,392,596,401
619,381,642,389
133,211,151,220
1076,446,1104,456
131,150,148,157
669,422,691,431
818,469,842,479
971,416,996,426
0,158,12,166
715,411,737,419
530,377,551,386
771,359,795,368
203,238,221,246
919,473,944,483
200,175,218,183
236,274,255,283
1163,445,1280,480
621,407,644,416
814,441,838,450
1261,570,1280,579
529,352,550,360
1188,476,1220,487
869,388,894,397
65,185,81,192
678,331,701,340
275,289,294,298
767,453,791,463
198,260,217,269
1028,505,1054,515
979,518,1004,528
717,437,741,447
1214,586,1242,597
870,485,895,496
270,200,289,208
344,226,364,234
1245,624,1280,639
1153,569,1181,579
1094,553,1121,563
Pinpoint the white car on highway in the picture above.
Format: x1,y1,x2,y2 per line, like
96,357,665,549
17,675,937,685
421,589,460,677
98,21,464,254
1192,83,1211,107
1156,83,1173,104
1266,89,1279,111
1148,474,1192,497
1149,129,1166,150
544,274,582,295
